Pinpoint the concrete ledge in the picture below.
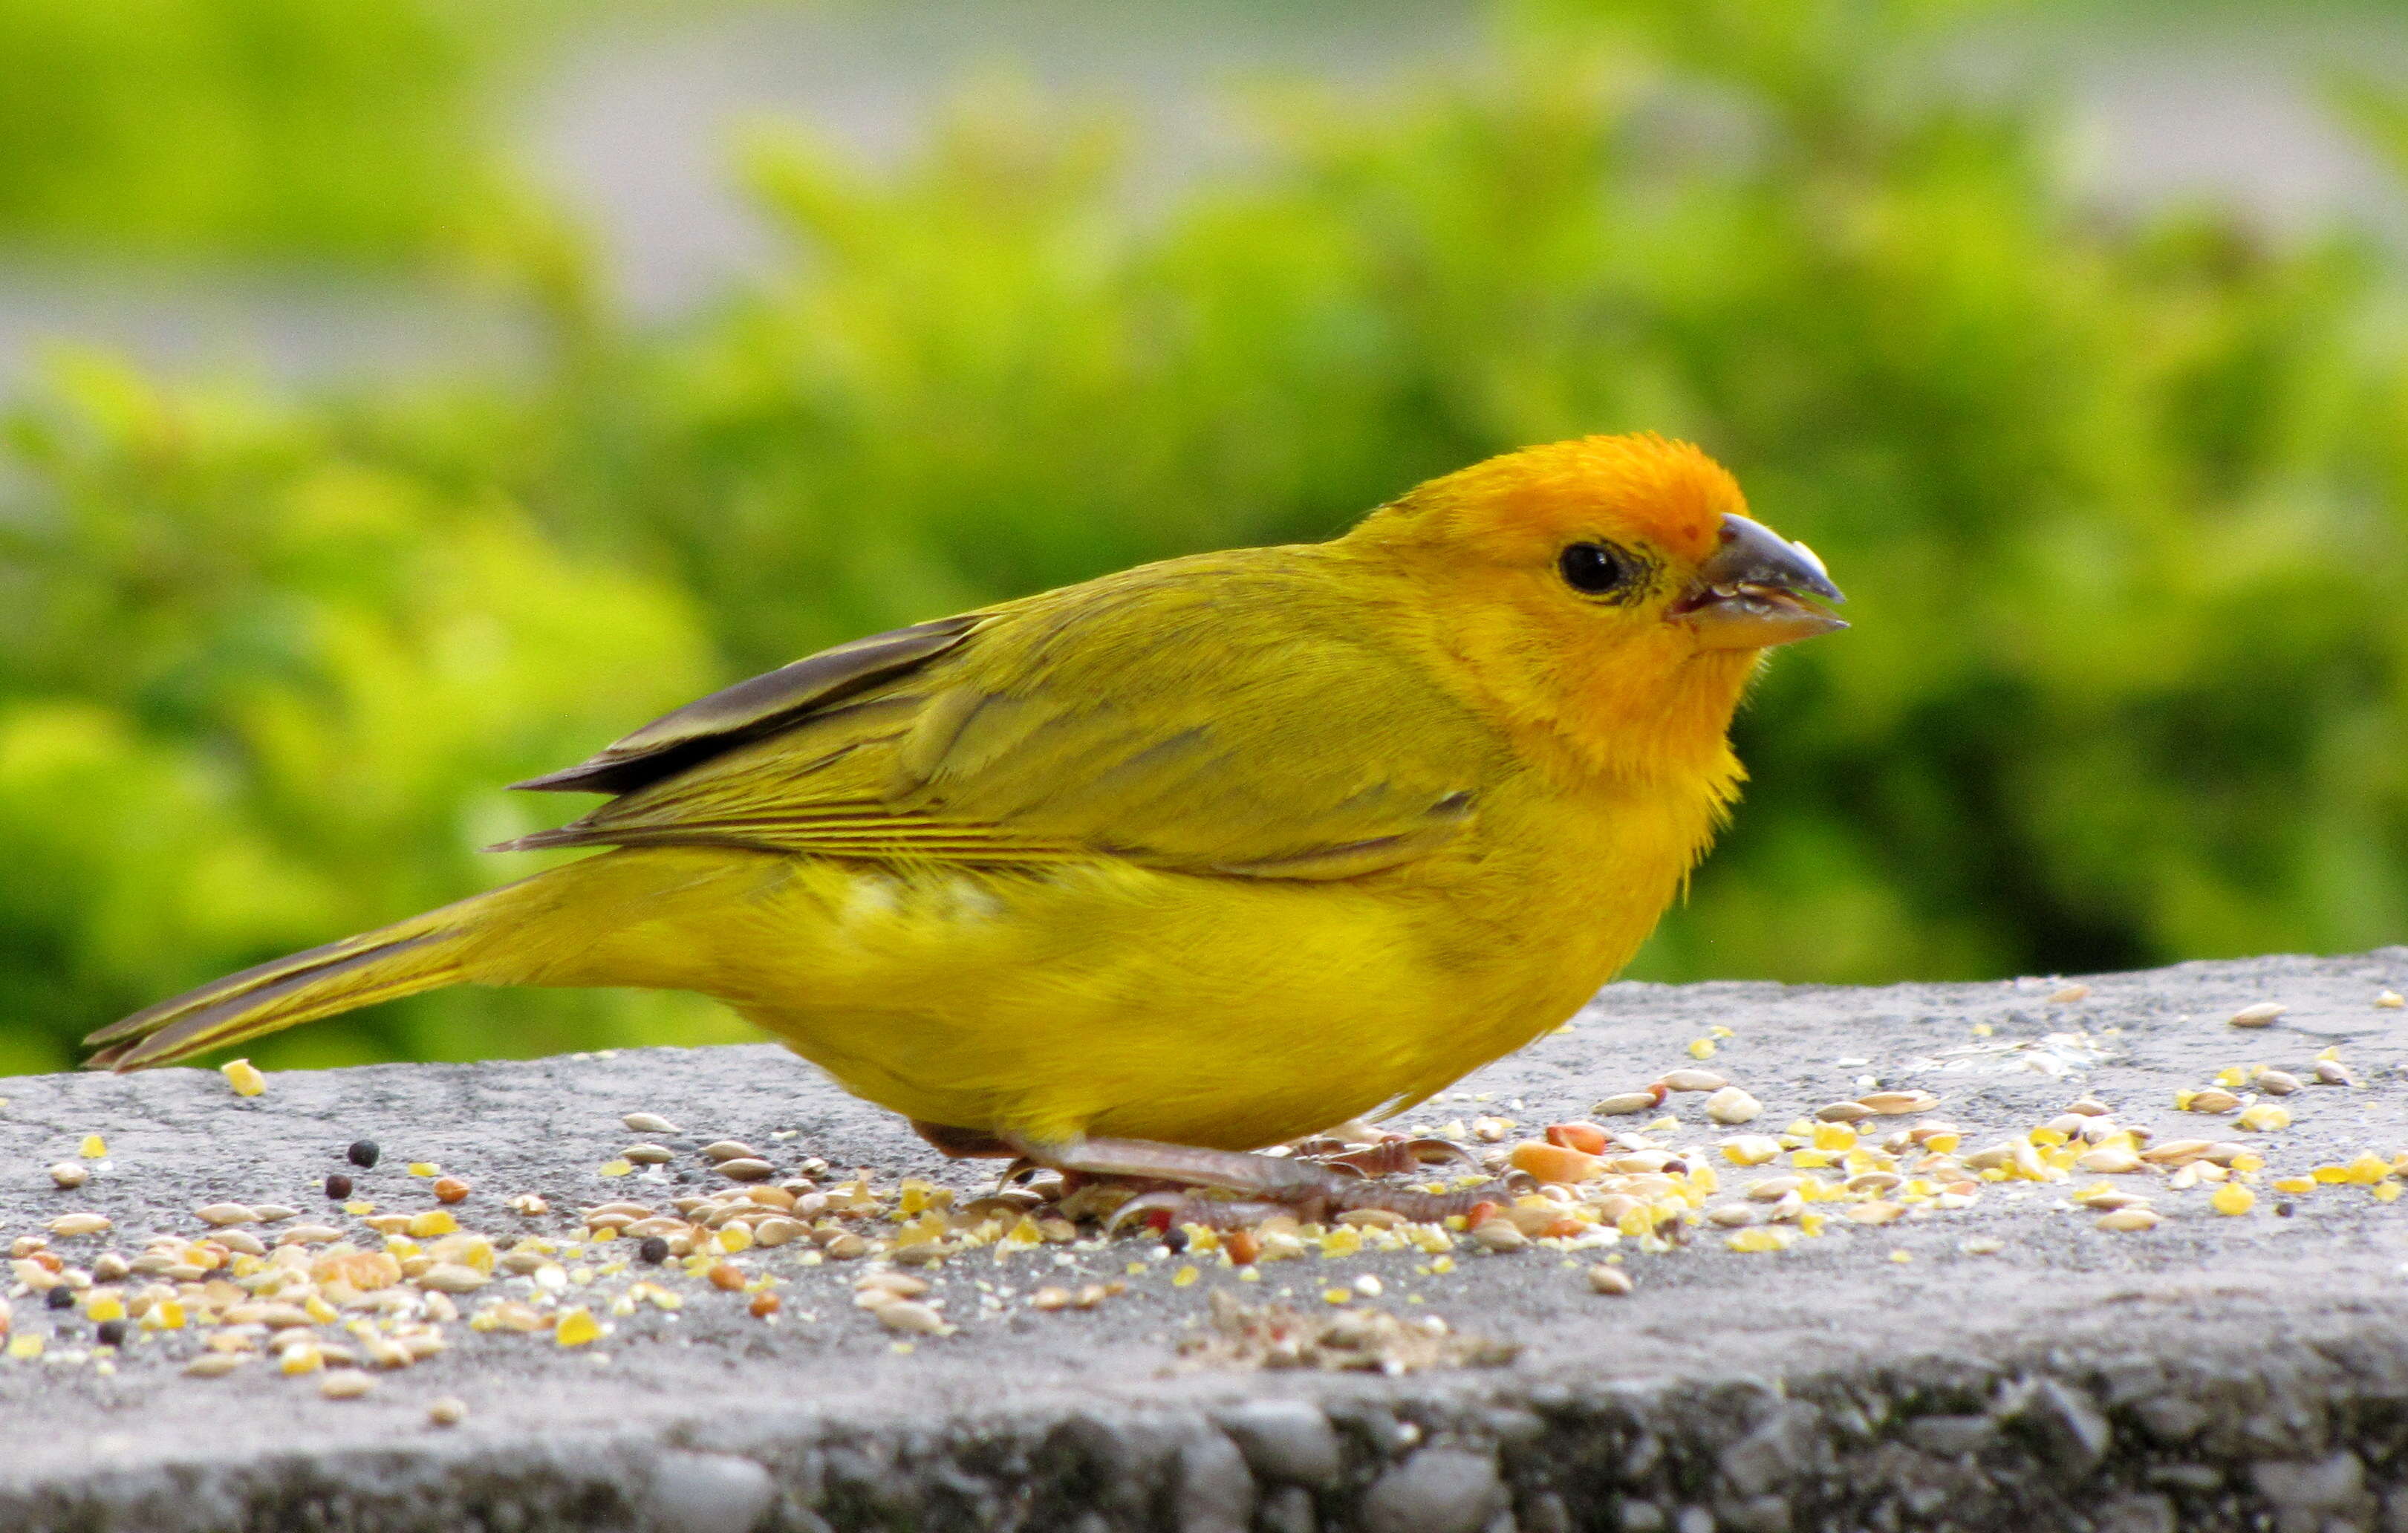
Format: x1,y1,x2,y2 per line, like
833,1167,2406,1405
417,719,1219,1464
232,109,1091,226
5,949,2408,1532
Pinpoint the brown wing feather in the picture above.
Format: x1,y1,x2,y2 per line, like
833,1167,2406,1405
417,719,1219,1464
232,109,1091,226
511,615,983,795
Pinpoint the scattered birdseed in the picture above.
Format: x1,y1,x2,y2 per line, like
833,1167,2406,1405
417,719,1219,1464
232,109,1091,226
1587,1264,1635,1296
48,1162,86,1190
638,1236,670,1265
2256,1070,2303,1097
875,1301,954,1336
623,1113,682,1135
48,1212,110,1237
407,1162,438,1177
2229,1002,2287,1028
1705,1087,1762,1124
707,1263,745,1292
596,1159,635,1179
2236,1104,2291,1133
95,1318,127,1348
554,1308,600,1347
2095,1208,2162,1232
622,1144,675,1165
2315,1060,2357,1087
79,1135,106,1159
749,1291,782,1319
183,1353,246,1378
2212,1183,2256,1216
1594,1090,1662,1116
348,1140,380,1168
428,1397,468,1427
2048,984,2092,1004
1688,1039,1716,1060
220,1058,267,1097
1659,1069,1725,1093
320,1371,374,1400
320,1174,352,1201
715,1159,777,1182
432,1177,469,1204
1858,1090,1941,1115
700,1141,756,1162
1721,1136,1782,1166
2379,991,2405,1009
2182,1088,2242,1114
46,1286,74,1310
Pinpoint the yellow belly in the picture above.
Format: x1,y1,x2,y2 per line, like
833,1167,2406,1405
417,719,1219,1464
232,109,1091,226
495,772,1711,1150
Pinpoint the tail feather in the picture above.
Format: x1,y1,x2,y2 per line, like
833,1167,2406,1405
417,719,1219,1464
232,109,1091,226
85,913,476,1072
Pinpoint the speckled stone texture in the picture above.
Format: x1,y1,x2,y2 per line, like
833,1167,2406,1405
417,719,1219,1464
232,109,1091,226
6,948,2408,1532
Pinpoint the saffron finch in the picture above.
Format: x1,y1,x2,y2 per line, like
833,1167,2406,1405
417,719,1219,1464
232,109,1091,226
89,434,1842,1211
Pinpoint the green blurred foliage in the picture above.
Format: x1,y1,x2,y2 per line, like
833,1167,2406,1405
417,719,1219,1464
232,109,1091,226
4,0,2407,1073
0,0,512,260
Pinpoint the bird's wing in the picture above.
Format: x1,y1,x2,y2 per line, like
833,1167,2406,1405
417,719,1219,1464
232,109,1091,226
501,554,1503,879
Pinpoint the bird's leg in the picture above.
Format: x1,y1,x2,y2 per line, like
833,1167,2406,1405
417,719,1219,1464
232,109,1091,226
1009,1133,1491,1233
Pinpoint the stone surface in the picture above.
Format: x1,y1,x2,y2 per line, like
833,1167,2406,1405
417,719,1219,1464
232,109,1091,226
6,948,2408,1529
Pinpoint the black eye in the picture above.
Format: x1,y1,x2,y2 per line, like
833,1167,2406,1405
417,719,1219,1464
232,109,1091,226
1558,541,1636,596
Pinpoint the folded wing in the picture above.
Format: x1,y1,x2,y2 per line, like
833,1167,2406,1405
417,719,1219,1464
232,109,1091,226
501,552,1501,880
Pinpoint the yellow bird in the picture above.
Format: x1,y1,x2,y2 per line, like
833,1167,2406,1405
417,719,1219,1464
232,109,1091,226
88,434,1841,1216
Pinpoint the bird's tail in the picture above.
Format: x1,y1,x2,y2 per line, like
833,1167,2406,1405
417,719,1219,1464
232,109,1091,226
82,883,518,1071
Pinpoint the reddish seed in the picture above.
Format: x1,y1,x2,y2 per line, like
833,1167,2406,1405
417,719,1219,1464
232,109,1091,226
1225,1229,1261,1266
1464,1200,1501,1228
749,1292,781,1319
432,1178,469,1205
707,1263,744,1292
1545,1122,1609,1156
324,1174,352,1200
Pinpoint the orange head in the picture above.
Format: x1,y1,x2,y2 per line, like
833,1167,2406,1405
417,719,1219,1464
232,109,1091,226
1347,434,1844,784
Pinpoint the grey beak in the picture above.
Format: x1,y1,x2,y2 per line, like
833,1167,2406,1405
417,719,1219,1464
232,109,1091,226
1697,514,1844,605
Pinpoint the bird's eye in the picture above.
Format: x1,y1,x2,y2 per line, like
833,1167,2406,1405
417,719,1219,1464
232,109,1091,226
1558,541,1636,597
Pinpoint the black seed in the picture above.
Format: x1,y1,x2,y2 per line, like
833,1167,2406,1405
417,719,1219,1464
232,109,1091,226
1161,1226,1189,1254
347,1139,380,1169
45,1286,73,1310
96,1318,127,1347
2276,1201,2295,1217
325,1173,354,1200
639,1236,670,1265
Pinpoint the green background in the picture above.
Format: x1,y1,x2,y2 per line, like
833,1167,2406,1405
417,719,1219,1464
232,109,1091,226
4,0,2407,1075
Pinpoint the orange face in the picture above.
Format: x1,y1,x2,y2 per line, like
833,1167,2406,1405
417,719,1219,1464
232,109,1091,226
1353,434,1844,778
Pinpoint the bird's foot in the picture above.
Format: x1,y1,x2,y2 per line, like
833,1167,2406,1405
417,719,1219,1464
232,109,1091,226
1286,1134,1480,1179
1012,1134,1491,1233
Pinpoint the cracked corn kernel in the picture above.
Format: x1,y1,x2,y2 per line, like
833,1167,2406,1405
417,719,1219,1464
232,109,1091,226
1720,1136,1781,1167
279,1344,323,1375
2212,1183,2255,1216
1725,1228,1792,1253
79,1136,105,1159
1688,1038,1716,1060
1172,1265,1200,1288
406,1211,458,1238
221,1058,266,1097
596,1160,634,1179
555,1307,600,1347
2236,1104,2291,1133
2378,991,2405,1009
408,1163,438,1177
